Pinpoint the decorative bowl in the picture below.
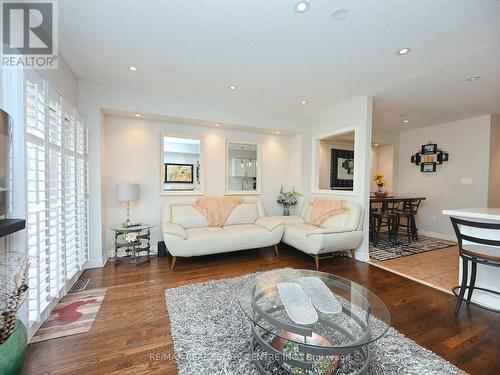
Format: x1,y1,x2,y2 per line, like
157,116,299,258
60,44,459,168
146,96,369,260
374,190,389,198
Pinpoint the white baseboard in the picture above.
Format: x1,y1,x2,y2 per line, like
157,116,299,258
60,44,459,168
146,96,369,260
419,230,457,242
85,257,107,269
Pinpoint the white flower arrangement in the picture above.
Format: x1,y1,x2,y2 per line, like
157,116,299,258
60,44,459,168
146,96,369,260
277,186,301,215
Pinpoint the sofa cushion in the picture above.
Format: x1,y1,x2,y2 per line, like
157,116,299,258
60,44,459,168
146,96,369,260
321,214,348,229
224,203,260,225
282,223,322,253
185,226,230,241
301,201,361,231
223,224,269,238
171,205,209,229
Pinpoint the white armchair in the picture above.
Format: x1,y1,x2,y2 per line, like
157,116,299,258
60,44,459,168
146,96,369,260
280,200,363,269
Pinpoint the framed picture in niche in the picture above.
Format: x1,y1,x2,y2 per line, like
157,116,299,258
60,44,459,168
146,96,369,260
331,148,354,190
421,144,437,155
165,163,194,183
420,162,436,173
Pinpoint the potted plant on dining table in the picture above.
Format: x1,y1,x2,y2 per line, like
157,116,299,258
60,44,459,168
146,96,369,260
373,173,389,198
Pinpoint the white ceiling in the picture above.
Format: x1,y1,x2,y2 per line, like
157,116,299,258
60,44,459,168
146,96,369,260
60,0,500,130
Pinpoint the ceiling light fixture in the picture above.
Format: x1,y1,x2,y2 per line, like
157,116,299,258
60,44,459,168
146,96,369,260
129,65,137,71
332,8,349,20
228,85,237,91
403,119,409,124
215,123,220,127
295,1,309,13
275,131,280,135
135,114,141,118
397,48,411,56
466,75,480,81
374,143,379,147
300,100,307,104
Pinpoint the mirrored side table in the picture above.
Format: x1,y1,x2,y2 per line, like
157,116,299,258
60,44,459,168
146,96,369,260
109,224,155,266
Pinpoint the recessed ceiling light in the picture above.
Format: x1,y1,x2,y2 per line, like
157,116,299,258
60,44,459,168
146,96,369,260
129,65,137,71
300,100,307,104
397,48,411,56
275,131,280,135
215,123,220,127
466,75,480,81
295,1,309,13
332,8,349,20
135,114,141,118
403,119,409,123
374,143,379,146
228,85,237,91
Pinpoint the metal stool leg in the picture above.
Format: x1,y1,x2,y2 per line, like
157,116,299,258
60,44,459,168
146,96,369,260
466,261,477,305
454,257,469,316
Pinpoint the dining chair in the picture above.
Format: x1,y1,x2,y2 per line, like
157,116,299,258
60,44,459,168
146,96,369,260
397,198,422,243
376,201,401,244
450,217,500,315
370,201,382,244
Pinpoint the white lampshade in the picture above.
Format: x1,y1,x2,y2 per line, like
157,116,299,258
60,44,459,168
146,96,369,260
117,183,139,202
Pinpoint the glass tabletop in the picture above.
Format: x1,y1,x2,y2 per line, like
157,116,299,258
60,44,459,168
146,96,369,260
238,269,390,350
110,224,155,232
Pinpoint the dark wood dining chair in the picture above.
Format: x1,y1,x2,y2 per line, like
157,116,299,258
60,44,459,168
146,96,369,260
370,201,382,244
375,201,401,244
397,198,422,243
450,217,500,315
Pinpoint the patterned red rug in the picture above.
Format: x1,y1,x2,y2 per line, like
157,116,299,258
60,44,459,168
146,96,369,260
30,288,107,343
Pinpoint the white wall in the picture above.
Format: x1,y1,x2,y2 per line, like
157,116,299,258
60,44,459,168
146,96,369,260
102,115,295,254
370,145,394,192
398,115,491,238
488,114,500,208
78,78,309,266
371,128,400,192
308,96,373,261
35,56,78,106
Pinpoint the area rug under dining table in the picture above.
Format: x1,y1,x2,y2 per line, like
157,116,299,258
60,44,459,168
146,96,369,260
164,269,466,375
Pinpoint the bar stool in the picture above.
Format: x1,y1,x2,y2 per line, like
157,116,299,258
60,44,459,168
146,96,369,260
450,217,500,315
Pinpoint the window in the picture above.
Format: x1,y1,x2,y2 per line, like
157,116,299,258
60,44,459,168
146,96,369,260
25,70,88,324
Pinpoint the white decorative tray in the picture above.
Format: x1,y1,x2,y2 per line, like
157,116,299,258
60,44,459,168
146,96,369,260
298,276,342,314
277,282,318,325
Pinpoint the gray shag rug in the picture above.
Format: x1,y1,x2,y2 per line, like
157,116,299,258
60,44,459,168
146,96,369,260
165,269,467,375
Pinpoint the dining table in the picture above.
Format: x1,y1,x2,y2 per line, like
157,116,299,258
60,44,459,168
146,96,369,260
369,195,426,244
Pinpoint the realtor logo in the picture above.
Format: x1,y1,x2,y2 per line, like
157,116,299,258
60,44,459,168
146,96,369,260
1,0,58,69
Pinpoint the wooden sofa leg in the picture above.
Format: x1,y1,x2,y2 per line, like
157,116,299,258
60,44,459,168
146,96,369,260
314,255,319,270
350,249,356,258
170,256,177,270
274,244,279,256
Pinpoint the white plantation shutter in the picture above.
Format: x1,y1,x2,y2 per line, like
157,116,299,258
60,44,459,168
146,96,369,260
26,72,50,321
48,86,65,296
25,70,89,325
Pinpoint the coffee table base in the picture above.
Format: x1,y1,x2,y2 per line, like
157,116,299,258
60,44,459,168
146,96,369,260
250,325,370,375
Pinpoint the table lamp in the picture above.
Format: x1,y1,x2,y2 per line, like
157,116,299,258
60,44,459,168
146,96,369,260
117,183,140,227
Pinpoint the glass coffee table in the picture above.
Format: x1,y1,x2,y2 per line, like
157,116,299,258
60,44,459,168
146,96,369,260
238,269,390,374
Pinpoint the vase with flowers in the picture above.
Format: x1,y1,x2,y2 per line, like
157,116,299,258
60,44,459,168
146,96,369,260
277,186,301,216
373,173,389,198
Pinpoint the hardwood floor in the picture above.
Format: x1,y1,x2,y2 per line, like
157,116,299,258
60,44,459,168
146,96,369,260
371,244,460,293
22,244,500,375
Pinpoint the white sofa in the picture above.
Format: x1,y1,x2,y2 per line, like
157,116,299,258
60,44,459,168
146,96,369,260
279,200,363,269
162,197,284,269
